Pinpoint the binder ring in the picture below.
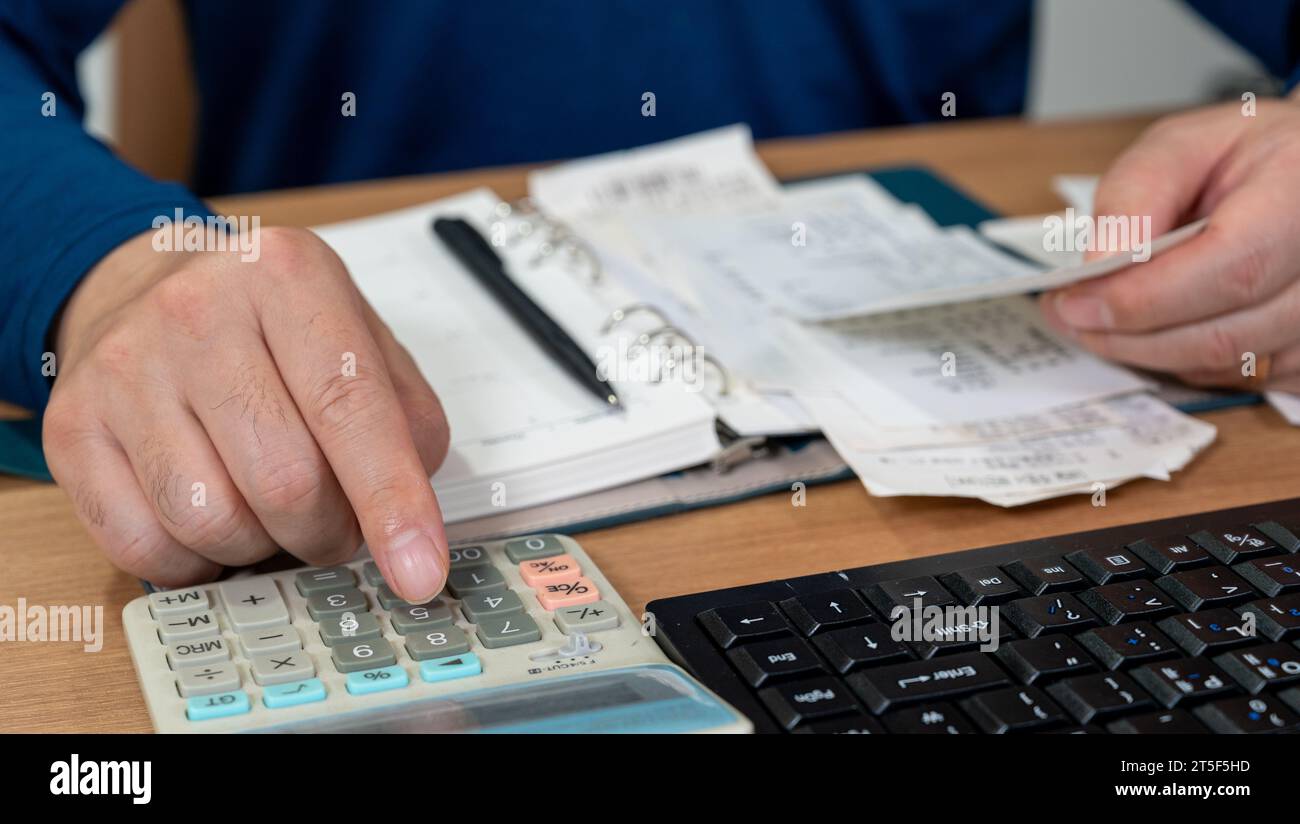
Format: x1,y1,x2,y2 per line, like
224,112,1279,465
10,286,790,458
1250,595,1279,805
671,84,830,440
600,303,672,335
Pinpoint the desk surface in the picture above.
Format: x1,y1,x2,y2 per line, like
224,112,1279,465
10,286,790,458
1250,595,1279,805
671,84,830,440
5,114,1300,732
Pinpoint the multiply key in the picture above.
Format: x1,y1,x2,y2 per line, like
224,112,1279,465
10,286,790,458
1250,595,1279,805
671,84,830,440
845,651,1010,713
698,602,789,648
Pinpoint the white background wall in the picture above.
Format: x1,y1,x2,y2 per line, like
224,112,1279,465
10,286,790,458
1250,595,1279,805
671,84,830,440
75,0,1276,143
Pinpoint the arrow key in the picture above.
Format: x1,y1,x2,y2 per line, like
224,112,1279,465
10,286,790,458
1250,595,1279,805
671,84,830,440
863,576,956,615
779,589,872,636
698,602,790,649
813,624,911,673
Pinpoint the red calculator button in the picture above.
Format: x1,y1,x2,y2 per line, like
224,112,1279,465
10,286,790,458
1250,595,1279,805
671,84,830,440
519,554,582,587
536,577,600,610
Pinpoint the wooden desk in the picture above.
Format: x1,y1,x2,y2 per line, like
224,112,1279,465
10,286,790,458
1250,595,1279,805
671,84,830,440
5,114,1300,732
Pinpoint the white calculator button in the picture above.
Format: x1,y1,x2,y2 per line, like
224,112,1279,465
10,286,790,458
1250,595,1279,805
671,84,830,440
158,610,220,643
250,651,317,686
177,662,240,697
219,578,290,631
148,588,208,619
239,626,302,657
166,637,231,670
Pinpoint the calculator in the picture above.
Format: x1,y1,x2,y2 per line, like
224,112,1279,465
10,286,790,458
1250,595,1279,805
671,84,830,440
123,533,750,733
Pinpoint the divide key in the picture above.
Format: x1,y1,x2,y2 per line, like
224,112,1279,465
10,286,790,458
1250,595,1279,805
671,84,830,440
698,602,790,649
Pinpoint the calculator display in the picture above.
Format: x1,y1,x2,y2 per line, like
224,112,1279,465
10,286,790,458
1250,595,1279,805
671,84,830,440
253,665,738,734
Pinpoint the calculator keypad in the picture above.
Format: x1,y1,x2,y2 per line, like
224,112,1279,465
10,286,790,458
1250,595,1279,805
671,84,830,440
130,533,631,730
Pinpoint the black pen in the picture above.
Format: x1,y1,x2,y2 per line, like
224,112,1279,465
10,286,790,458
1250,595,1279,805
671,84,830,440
432,216,622,409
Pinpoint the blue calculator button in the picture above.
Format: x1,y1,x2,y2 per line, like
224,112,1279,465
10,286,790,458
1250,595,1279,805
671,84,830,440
346,665,409,695
263,677,327,708
419,652,482,683
186,690,251,721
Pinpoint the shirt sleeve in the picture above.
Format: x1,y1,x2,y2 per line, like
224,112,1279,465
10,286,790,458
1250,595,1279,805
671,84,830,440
0,1,212,411
1185,0,1300,83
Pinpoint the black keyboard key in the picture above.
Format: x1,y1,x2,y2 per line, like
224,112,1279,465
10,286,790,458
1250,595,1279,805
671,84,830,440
1155,567,1255,611
1280,686,1300,715
726,636,825,688
863,576,956,615
1003,593,1100,637
881,702,976,734
1005,556,1087,594
698,602,790,648
1232,557,1300,597
1239,594,1300,640
1131,656,1236,707
758,676,860,730
939,566,1024,605
1078,580,1176,625
1213,642,1300,693
995,636,1096,684
1077,622,1178,670
1157,609,1256,656
1192,525,1283,564
812,624,911,673
960,685,1068,733
1066,547,1150,584
1193,694,1300,733
1255,520,1300,553
1047,672,1154,723
1044,726,1106,734
793,713,885,734
846,652,1010,713
1128,535,1212,574
1107,709,1207,734
778,589,873,636
907,610,1015,658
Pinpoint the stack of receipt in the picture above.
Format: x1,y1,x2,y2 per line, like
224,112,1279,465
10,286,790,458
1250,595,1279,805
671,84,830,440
526,126,1221,506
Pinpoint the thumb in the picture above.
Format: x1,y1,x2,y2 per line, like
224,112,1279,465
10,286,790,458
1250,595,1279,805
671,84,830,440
1084,106,1243,262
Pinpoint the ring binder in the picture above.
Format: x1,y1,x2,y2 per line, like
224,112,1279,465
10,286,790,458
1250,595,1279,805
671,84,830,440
602,305,733,397
488,197,603,283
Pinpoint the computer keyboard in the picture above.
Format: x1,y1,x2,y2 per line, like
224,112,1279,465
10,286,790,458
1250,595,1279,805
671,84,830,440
647,498,1300,734
124,534,749,733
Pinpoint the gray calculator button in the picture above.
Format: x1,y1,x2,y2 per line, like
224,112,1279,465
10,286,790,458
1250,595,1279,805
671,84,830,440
251,651,317,686
405,626,472,660
504,535,565,564
332,637,398,673
218,578,289,631
158,610,220,643
318,612,383,645
295,566,356,596
476,614,542,648
239,626,301,657
459,589,524,622
177,661,240,697
148,588,208,618
449,545,490,568
362,561,384,586
390,601,454,634
375,583,409,610
306,587,368,620
446,566,506,598
553,600,621,633
166,636,230,669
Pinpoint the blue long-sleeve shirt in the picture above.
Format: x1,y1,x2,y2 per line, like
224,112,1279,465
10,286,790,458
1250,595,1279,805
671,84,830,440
3,0,1298,410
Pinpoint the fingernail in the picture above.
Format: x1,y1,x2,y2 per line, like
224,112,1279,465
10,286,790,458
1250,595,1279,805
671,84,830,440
386,530,445,602
1055,292,1113,330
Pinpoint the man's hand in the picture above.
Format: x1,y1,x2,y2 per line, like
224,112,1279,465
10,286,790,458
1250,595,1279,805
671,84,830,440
1040,98,1300,392
44,226,451,602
